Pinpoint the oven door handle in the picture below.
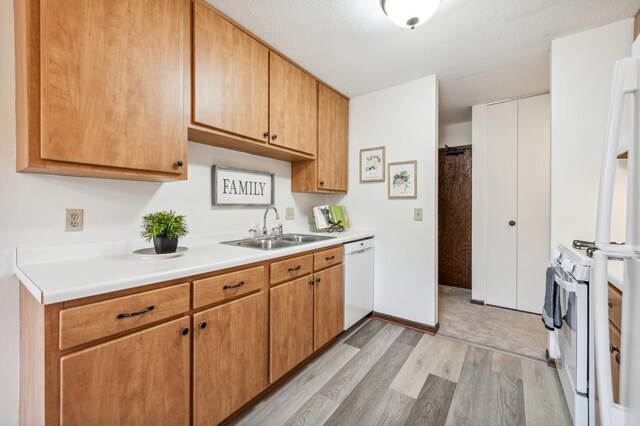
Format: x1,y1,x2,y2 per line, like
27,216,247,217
554,275,579,293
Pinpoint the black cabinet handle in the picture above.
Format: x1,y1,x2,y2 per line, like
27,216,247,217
288,266,302,272
315,277,321,283
263,131,269,138
176,160,184,167
271,134,278,141
319,181,325,186
608,301,613,308
180,327,190,336
610,344,620,354
616,353,621,364
325,256,335,261
309,279,315,286
223,281,244,290
117,305,155,319
509,220,516,227
198,321,207,330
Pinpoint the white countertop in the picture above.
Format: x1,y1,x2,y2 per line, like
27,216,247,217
15,226,374,304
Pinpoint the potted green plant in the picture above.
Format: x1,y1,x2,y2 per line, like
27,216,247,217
140,210,188,254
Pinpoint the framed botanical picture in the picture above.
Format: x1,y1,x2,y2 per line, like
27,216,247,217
388,161,417,199
360,146,385,182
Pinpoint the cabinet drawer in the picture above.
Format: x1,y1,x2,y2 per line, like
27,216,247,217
314,246,343,271
610,323,621,403
270,255,313,284
608,284,622,331
59,283,190,350
193,266,264,309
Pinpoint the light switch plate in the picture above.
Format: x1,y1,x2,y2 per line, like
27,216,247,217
285,208,295,220
65,209,84,231
414,208,423,221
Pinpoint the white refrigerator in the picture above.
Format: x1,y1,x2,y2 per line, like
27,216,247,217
593,38,640,425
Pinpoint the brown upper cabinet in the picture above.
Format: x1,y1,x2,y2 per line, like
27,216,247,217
190,1,319,162
292,85,349,193
192,1,269,143
268,53,318,156
15,0,189,181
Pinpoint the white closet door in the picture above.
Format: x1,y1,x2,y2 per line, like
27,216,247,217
517,94,550,313
486,100,518,309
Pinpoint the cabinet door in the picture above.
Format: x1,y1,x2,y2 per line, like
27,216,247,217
516,94,550,313
270,276,314,382
40,0,186,174
485,100,518,309
317,85,349,191
269,53,318,155
193,1,269,142
610,323,621,403
193,292,267,426
314,264,344,351
60,317,190,425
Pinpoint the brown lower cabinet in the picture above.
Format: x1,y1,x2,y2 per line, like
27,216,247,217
314,264,345,351
270,254,345,382
270,276,315,382
20,244,344,426
608,283,622,403
194,292,267,425
60,317,191,425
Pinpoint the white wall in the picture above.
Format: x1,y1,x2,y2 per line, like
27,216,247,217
0,1,324,420
439,121,471,148
328,75,439,326
471,104,487,302
551,19,633,247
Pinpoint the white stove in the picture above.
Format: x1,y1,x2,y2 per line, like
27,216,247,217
549,242,594,426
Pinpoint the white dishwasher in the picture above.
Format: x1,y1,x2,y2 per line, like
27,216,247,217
343,238,374,330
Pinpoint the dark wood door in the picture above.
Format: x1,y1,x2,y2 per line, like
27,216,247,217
438,146,472,288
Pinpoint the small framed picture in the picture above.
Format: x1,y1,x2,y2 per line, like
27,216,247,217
360,146,385,182
388,161,417,199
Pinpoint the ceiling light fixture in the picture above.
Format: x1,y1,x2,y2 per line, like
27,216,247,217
381,0,441,30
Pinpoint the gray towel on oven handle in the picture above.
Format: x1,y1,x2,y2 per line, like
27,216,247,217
542,266,562,330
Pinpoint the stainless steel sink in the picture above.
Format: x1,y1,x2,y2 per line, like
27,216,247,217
221,234,335,251
279,233,335,243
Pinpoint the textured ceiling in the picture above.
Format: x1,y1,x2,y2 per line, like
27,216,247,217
207,0,640,124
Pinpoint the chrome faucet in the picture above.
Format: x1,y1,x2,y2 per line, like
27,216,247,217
262,206,281,236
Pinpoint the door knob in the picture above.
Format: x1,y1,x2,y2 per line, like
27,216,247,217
509,220,516,227
180,327,190,336
271,134,278,141
175,160,184,167
263,131,269,138
198,321,207,330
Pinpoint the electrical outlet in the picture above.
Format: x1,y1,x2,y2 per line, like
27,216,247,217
414,208,423,221
65,209,84,232
285,207,295,220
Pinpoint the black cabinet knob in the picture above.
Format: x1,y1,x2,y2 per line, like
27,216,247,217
180,327,189,336
508,220,516,227
315,277,321,283
263,131,269,138
198,321,207,330
271,134,278,141
319,181,325,186
176,160,184,167
309,279,315,286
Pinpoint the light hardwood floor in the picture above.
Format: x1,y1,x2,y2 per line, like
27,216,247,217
231,319,572,426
